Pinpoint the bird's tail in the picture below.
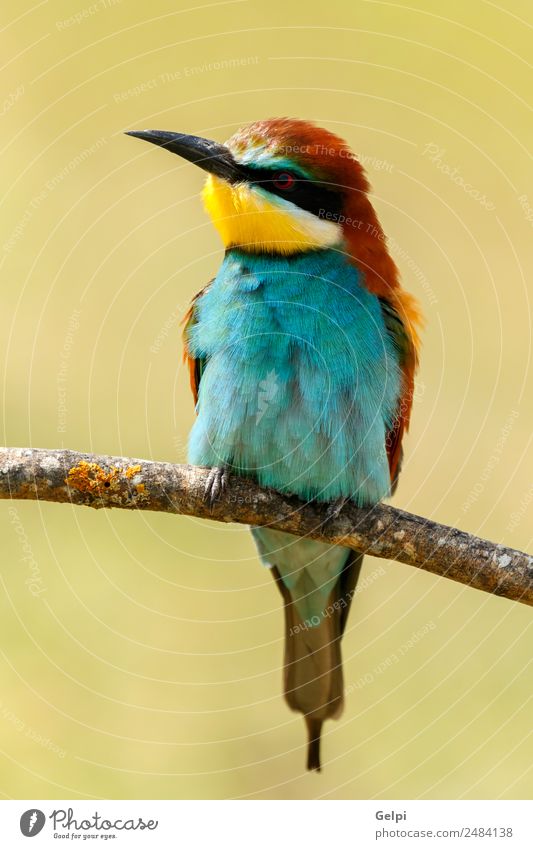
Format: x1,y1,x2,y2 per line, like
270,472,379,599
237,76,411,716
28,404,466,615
271,550,362,771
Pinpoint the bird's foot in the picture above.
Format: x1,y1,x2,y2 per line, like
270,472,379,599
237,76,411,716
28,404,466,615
204,466,229,506
324,496,349,526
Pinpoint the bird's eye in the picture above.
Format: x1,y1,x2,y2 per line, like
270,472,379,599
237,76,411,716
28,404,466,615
273,172,296,191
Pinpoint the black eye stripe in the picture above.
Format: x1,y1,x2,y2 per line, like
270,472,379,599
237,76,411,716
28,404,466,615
241,165,343,219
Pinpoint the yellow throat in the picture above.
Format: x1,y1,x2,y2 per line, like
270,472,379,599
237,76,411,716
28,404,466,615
202,175,342,254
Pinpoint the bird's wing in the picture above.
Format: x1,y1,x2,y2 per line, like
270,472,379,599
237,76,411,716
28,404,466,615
181,281,213,407
379,293,421,492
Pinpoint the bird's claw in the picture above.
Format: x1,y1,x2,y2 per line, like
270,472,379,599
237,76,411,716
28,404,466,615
204,466,229,506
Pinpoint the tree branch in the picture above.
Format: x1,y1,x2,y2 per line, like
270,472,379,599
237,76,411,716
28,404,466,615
1,447,531,606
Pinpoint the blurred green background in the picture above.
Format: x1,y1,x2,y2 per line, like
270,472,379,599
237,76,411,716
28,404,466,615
1,0,531,800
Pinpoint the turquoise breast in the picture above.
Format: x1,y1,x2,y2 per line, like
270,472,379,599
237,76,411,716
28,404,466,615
187,248,401,506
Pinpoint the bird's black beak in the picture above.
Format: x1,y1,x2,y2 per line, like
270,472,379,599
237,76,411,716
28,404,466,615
125,129,245,184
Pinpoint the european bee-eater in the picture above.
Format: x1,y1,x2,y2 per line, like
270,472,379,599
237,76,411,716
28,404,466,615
127,119,421,771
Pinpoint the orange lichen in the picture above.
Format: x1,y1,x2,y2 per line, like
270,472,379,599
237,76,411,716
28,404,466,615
65,461,148,504
66,461,121,494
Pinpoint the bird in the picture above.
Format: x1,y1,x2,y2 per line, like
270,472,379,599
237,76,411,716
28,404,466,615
127,118,422,771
